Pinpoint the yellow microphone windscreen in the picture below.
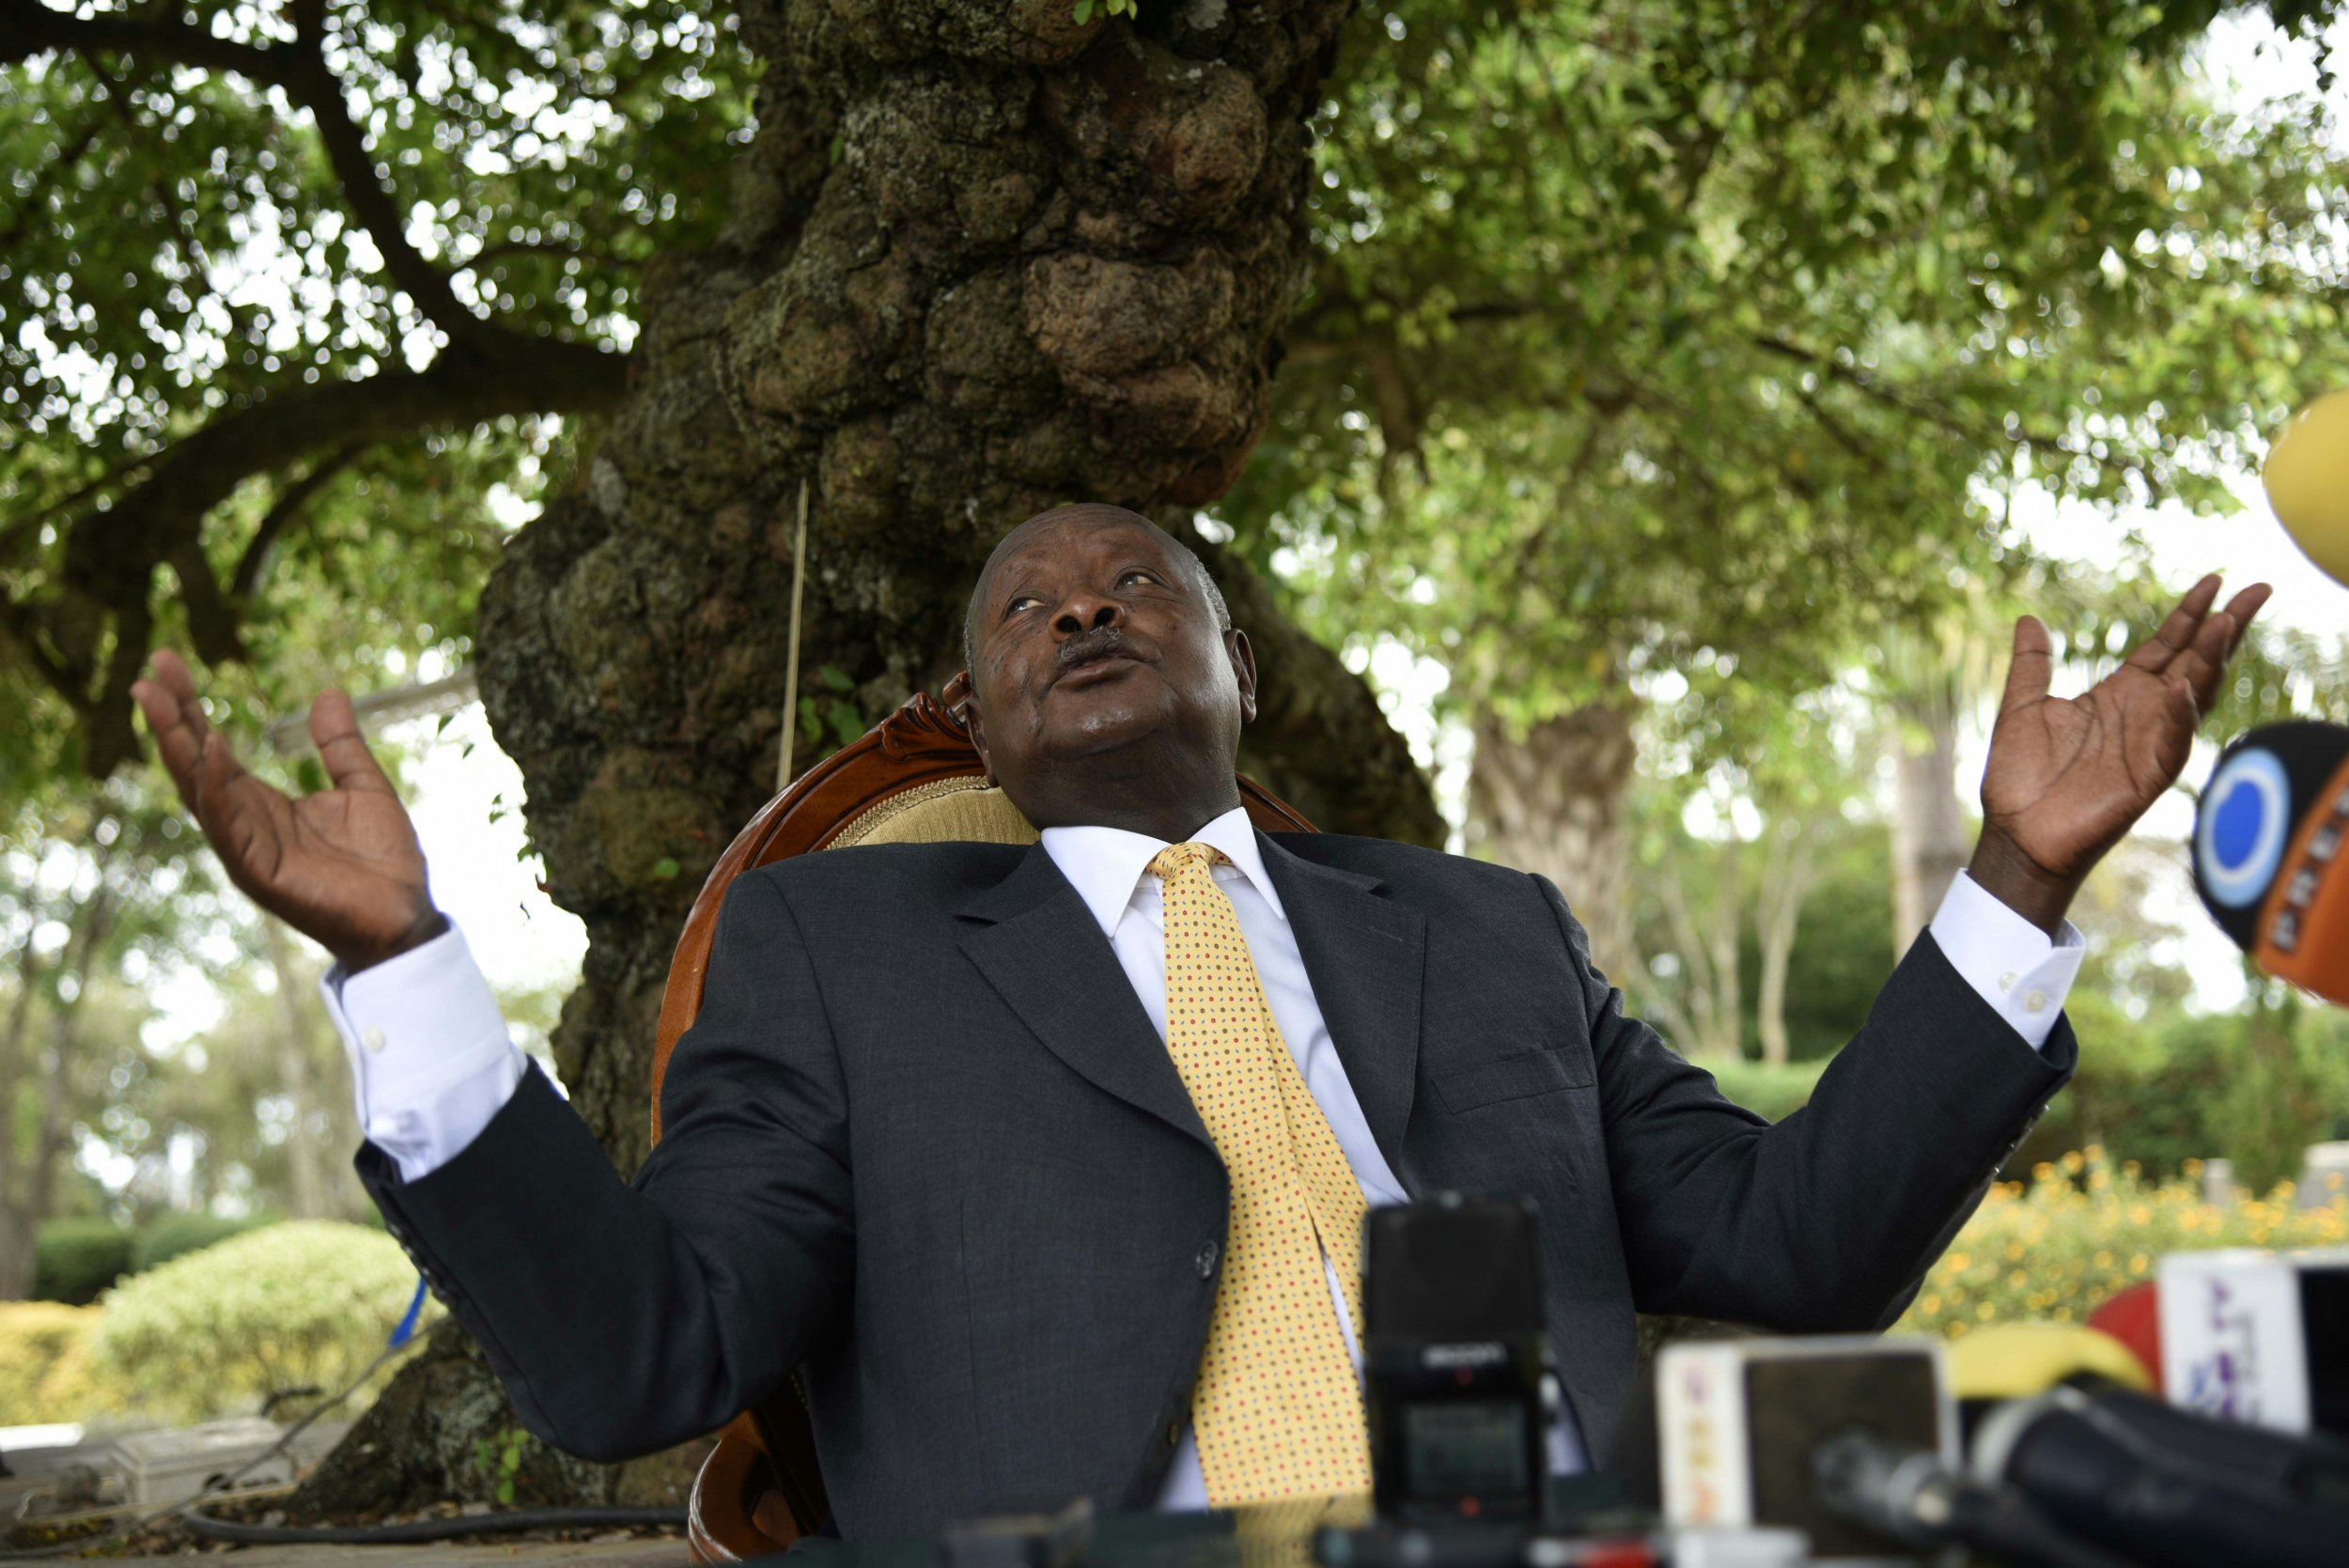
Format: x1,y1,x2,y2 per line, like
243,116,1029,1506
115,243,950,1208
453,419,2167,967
2263,390,2349,587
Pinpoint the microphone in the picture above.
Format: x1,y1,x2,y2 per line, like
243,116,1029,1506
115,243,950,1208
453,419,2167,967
2190,722,2349,1007
1652,1335,1959,1563
2263,390,2349,587
1971,1386,2349,1568
2158,1250,2349,1442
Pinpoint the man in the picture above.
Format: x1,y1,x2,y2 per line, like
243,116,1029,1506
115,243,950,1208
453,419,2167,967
133,504,2266,1538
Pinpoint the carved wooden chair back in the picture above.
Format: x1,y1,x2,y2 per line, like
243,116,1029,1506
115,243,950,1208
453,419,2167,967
652,675,1315,1561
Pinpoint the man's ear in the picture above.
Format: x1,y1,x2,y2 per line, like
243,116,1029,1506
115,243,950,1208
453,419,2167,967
959,673,997,784
1227,629,1259,724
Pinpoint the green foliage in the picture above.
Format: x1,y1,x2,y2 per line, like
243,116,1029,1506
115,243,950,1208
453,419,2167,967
1704,1058,1828,1124
472,1425,532,1508
0,1300,116,1425
33,1218,132,1306
1,1,753,777
1897,1151,2349,1340
1231,0,2349,768
93,1219,436,1421
2021,985,2349,1191
130,1211,274,1275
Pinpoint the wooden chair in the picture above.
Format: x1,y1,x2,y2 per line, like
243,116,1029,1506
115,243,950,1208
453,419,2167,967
654,675,1315,1561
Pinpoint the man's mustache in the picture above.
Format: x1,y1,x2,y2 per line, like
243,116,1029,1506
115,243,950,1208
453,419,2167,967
1050,626,1144,684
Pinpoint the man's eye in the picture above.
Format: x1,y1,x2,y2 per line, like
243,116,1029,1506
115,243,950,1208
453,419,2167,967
1118,570,1159,587
1003,597,1041,615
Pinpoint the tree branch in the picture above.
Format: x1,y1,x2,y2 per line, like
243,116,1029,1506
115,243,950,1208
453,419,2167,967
12,0,496,349
1,1,299,83
20,338,627,773
230,443,364,601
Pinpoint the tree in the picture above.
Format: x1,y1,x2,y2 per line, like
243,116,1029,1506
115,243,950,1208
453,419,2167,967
9,0,1446,1509
0,783,197,1296
1222,0,2349,951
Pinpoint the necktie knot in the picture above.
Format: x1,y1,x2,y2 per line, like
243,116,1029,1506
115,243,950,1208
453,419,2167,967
1150,841,1224,880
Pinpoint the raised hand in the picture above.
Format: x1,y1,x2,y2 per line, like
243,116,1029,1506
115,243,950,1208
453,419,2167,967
1970,574,2273,933
132,649,445,971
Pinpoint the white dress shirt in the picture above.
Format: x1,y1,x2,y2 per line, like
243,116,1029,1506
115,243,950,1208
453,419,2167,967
320,818,2083,1509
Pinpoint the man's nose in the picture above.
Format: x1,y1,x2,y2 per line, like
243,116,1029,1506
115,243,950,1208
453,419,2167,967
1051,596,1122,638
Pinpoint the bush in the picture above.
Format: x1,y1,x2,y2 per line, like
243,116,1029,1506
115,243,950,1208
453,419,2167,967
1706,1058,1828,1124
0,1301,117,1424
34,1219,134,1305
94,1219,438,1421
131,1211,274,1275
1896,1148,2349,1342
2018,991,2349,1189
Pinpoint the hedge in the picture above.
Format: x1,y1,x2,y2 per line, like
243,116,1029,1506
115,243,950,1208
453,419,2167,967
1896,1148,2349,1341
33,1219,133,1305
131,1211,274,1274
0,1301,115,1425
93,1219,438,1421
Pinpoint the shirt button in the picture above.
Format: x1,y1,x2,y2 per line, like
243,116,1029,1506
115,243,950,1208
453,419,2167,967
362,1028,387,1053
2024,990,2047,1014
1194,1242,1220,1280
1997,971,2017,994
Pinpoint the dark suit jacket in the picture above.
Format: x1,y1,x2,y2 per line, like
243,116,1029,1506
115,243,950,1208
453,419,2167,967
359,831,2073,1539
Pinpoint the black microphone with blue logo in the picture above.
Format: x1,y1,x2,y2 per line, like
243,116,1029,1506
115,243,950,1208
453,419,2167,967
2191,721,2349,1007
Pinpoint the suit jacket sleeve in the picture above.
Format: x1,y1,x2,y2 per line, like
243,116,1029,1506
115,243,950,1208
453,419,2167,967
358,868,854,1461
1533,876,2074,1332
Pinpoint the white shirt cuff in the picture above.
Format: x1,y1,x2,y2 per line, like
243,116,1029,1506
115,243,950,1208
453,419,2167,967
318,921,526,1183
1926,869,2085,1052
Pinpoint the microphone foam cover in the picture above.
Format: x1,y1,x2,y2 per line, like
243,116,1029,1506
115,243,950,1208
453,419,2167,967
2263,390,2349,587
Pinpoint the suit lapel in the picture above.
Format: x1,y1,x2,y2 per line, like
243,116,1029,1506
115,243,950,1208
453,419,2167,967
957,843,1213,1152
1256,834,1426,1176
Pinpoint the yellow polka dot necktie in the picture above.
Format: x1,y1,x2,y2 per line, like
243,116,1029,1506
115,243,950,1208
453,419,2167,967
1149,841,1372,1506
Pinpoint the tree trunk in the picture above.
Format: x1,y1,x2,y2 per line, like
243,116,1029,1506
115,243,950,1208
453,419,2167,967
0,929,48,1300
19,877,117,1284
1889,698,1967,958
306,0,1439,1515
1753,814,1822,1067
1467,702,1639,982
260,917,333,1221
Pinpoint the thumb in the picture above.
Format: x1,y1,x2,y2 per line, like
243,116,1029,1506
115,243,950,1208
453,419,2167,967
308,690,397,795
1999,615,2053,712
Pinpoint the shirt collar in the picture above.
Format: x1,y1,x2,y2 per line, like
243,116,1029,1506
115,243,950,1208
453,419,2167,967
1040,805,1283,939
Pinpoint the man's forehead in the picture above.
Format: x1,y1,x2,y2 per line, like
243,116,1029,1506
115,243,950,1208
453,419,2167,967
983,506,1171,582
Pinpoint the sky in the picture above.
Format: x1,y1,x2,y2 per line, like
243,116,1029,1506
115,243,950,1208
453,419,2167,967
141,10,2349,1059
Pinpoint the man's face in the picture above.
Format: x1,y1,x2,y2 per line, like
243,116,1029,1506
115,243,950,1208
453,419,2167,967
964,510,1256,814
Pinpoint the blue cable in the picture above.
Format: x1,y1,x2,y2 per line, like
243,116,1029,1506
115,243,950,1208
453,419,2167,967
388,1274,428,1347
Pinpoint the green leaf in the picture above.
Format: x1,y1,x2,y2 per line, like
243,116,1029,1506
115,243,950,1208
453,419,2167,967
650,857,682,880
826,699,864,747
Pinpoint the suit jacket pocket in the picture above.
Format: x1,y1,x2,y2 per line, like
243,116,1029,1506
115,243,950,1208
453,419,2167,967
1432,1046,1596,1113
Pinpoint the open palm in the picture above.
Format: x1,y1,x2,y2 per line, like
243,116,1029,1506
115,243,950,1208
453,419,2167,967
132,650,443,971
1981,575,2270,893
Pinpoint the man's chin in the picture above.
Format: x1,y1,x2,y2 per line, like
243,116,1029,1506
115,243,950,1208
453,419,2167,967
1036,701,1174,763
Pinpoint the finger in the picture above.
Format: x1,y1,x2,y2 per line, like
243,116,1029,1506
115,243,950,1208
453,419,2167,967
148,646,216,747
2219,582,2272,658
308,689,397,795
2164,610,2236,717
188,706,262,831
1999,614,2054,710
2123,573,2222,674
131,672,205,809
